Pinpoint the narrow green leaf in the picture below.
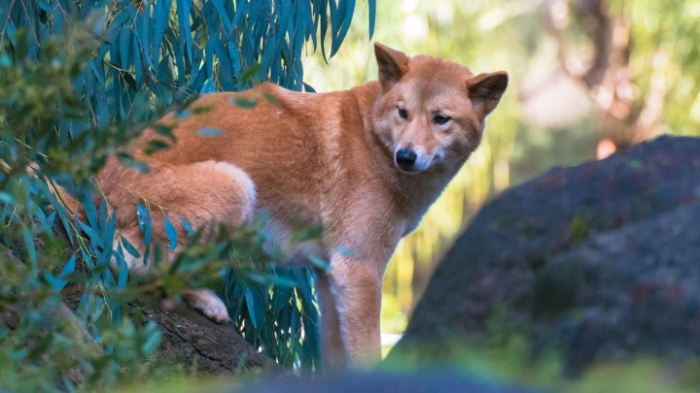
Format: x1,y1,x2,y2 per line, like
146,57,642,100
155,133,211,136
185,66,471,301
141,331,162,354
368,0,376,39
180,217,195,237
115,244,129,289
144,139,171,155
262,92,279,105
163,214,178,251
21,225,37,270
309,254,330,270
230,97,257,108
120,236,141,258
136,202,152,266
244,287,258,329
117,152,151,173
198,127,222,137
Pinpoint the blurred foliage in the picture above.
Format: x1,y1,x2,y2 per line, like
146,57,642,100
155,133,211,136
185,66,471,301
304,0,700,338
0,0,373,390
385,333,700,393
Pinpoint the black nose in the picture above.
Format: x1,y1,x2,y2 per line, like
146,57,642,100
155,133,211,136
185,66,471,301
395,148,417,169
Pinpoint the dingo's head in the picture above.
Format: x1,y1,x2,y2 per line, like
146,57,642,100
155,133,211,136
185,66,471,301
371,42,508,173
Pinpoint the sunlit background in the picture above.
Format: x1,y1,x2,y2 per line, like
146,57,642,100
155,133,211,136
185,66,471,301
302,0,700,345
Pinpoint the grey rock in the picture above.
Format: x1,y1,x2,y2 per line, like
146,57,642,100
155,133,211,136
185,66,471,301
392,135,700,375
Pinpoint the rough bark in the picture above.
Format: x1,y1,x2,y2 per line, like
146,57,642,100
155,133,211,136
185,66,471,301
7,219,278,377
135,295,276,373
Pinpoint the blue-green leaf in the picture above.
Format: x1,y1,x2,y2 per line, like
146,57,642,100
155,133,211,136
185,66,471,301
79,222,100,243
331,0,355,57
117,152,150,173
163,214,178,251
244,287,258,328
136,202,152,265
309,254,330,270
115,244,129,289
230,97,257,108
198,127,222,137
21,225,37,272
210,0,233,35
0,192,14,204
177,0,193,62
368,0,376,39
61,255,77,277
180,217,195,237
152,0,172,66
45,254,76,291
141,330,162,354
120,236,141,258
83,194,99,229
140,3,154,69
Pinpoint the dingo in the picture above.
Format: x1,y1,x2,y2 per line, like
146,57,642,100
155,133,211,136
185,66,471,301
67,43,507,369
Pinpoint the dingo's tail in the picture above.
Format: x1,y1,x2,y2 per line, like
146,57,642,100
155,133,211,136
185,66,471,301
46,180,86,221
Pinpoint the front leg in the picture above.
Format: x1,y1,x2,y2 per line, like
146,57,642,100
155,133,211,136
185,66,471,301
324,252,384,368
316,269,347,371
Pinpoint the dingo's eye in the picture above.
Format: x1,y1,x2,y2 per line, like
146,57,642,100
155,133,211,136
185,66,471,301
434,114,451,125
397,107,408,120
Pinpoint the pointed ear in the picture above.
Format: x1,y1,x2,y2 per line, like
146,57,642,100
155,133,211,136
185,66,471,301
467,71,508,116
374,42,409,91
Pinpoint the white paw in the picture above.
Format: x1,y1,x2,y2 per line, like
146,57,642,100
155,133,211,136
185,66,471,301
184,289,231,324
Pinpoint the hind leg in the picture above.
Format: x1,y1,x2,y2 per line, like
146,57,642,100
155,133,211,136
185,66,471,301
182,288,230,323
100,159,256,322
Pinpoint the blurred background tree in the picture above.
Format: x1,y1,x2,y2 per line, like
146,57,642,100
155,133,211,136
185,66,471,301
303,0,700,341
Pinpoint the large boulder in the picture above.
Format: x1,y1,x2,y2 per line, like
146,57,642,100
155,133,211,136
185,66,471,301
391,135,700,375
